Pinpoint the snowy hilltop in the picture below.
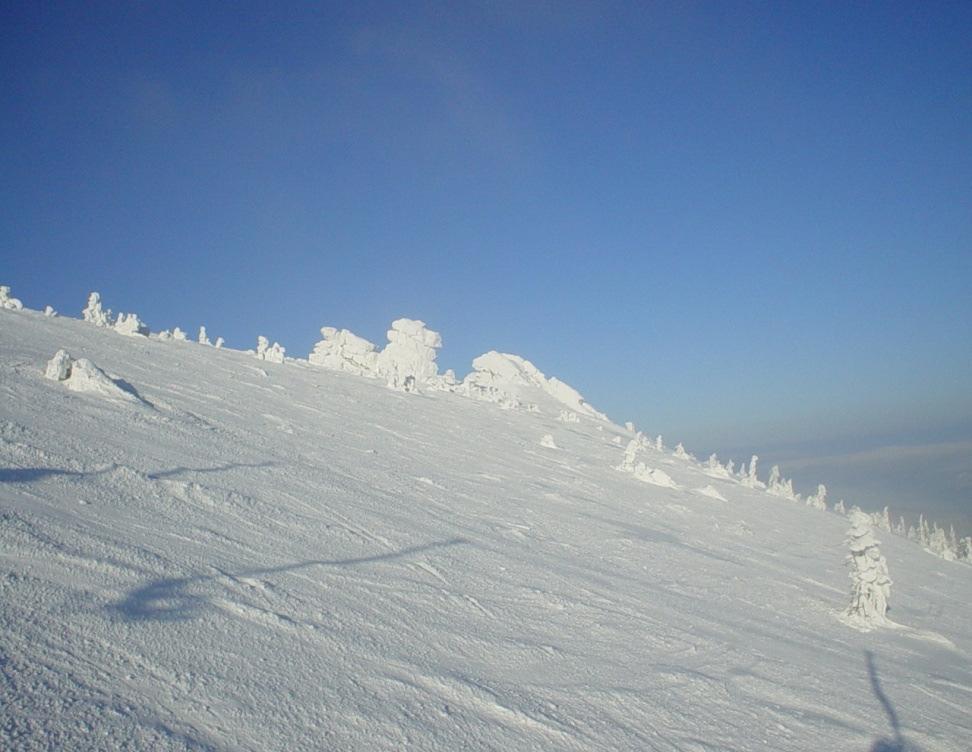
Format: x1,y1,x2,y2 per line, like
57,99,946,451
1,289,971,752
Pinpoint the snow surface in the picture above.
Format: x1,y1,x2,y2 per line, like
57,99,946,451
2,307,972,751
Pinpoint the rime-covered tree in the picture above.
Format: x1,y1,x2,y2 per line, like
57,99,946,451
842,509,892,630
82,292,111,327
806,484,827,511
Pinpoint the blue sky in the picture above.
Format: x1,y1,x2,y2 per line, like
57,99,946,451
3,2,970,530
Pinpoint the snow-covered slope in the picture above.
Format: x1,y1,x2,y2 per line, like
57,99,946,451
2,307,971,751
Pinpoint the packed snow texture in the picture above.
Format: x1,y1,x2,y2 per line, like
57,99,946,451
1,307,971,752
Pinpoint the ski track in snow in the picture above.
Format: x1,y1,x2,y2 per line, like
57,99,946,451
1,307,972,751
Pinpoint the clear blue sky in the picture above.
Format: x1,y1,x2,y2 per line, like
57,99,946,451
3,2,970,528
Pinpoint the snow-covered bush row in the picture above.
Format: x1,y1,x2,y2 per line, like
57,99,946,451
1,285,24,310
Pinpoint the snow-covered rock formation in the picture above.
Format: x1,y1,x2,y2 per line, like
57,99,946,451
375,319,441,392
841,509,893,631
0,285,24,310
461,351,605,418
309,327,379,376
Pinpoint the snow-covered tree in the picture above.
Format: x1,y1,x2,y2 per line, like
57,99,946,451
806,483,828,511
624,421,635,433
82,292,111,327
766,465,799,501
673,442,693,460
655,435,664,452
256,336,285,363
841,509,892,630
43,305,57,317
172,327,188,342
558,410,580,424
927,524,956,561
198,326,211,346
0,285,24,310
740,455,764,489
113,312,148,337
214,337,224,349
894,516,906,536
376,318,441,392
309,326,379,375
44,350,72,381
617,439,640,473
834,499,846,515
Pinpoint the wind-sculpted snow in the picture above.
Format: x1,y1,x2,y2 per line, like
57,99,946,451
462,351,606,418
2,308,972,752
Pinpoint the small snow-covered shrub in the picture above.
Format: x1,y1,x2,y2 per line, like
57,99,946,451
841,509,892,631
82,292,112,327
766,465,799,501
740,455,765,489
172,327,188,342
0,285,24,310
198,326,211,346
540,434,558,449
705,453,732,479
558,410,580,424
44,305,57,317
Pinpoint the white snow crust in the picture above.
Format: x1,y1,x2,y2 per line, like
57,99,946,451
1,310,971,752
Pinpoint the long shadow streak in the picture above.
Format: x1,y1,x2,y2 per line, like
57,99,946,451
113,538,468,622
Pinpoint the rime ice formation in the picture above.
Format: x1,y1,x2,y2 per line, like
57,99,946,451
214,337,224,349
376,319,441,392
558,410,580,424
43,306,57,317
309,327,379,376
673,442,693,460
113,312,148,337
841,509,893,631
767,465,799,501
539,434,558,449
806,484,828,511
82,292,111,327
740,455,765,489
44,349,72,381
198,327,211,346
0,285,24,310
705,454,732,479
172,328,188,342
256,336,285,364
617,439,640,472
624,421,636,432
45,352,137,402
462,351,605,418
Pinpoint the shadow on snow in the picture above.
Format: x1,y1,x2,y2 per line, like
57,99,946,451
112,538,468,622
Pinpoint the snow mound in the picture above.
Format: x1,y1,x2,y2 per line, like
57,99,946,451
1,285,24,310
45,351,138,402
375,318,441,392
633,464,680,488
694,484,727,501
309,327,379,376
461,351,605,418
